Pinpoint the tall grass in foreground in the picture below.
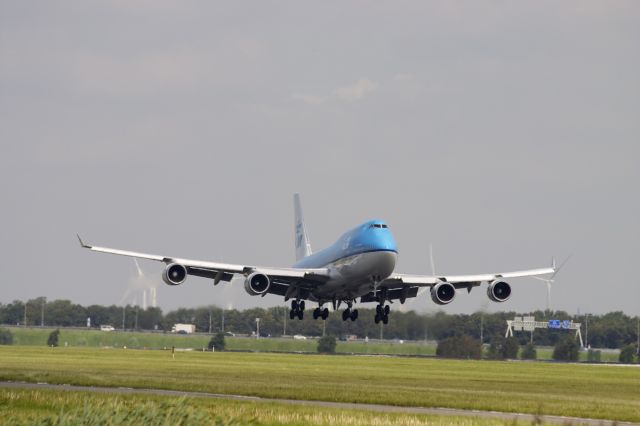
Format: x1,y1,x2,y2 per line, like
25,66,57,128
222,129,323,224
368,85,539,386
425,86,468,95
2,395,250,426
0,389,563,426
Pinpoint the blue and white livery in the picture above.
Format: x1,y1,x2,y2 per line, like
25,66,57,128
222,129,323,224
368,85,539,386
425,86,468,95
78,194,554,324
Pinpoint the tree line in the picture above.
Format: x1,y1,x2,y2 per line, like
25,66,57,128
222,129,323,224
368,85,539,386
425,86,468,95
1,297,638,349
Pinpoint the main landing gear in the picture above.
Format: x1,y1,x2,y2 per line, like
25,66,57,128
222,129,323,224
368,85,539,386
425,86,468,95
290,299,389,323
290,300,305,320
374,304,390,324
312,306,329,320
341,302,358,322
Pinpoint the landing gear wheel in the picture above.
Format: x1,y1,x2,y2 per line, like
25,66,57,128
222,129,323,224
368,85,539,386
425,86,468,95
299,300,306,311
376,305,383,315
342,309,351,321
374,313,381,324
322,308,329,320
312,308,319,320
291,300,298,311
382,314,389,325
384,305,390,316
350,309,358,321
297,310,304,320
289,310,295,320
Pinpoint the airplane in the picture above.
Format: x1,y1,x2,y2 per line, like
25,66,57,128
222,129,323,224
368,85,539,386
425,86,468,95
78,194,555,324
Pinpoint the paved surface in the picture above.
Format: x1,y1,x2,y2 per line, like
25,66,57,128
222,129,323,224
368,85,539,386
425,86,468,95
1,381,636,425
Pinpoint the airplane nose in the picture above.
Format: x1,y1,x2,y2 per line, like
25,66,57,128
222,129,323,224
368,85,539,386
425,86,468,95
377,251,397,278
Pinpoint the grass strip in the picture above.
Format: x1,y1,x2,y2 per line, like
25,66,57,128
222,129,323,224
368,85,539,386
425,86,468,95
0,346,637,422
0,387,574,426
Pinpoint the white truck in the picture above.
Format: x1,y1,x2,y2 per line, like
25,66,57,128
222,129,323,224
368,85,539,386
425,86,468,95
171,323,196,334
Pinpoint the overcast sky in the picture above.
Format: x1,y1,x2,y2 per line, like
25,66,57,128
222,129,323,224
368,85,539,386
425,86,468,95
1,1,638,317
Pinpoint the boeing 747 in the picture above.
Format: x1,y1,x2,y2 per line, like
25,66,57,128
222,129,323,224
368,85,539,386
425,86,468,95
78,194,554,324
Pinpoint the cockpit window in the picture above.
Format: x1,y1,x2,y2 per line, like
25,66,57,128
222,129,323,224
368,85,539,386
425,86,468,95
370,224,387,229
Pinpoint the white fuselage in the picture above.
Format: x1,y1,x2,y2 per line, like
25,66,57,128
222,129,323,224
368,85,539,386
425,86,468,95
313,250,397,300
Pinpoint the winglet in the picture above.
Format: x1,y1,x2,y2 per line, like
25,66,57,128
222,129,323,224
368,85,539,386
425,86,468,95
77,234,91,249
552,257,556,271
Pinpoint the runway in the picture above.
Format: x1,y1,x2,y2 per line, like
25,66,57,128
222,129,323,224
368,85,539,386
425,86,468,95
1,381,636,426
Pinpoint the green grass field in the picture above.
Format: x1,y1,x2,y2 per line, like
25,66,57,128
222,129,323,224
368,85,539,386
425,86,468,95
0,346,638,423
4,327,621,361
5,327,438,355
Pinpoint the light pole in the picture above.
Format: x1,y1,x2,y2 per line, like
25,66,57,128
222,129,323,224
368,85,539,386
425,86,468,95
424,315,428,342
530,315,534,344
122,305,126,331
223,303,232,333
283,306,287,336
255,318,260,339
585,313,590,349
41,297,46,327
636,315,640,356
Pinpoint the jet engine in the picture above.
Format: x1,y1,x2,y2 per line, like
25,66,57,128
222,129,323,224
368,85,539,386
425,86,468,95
162,263,188,286
244,272,271,296
430,282,456,305
487,280,511,302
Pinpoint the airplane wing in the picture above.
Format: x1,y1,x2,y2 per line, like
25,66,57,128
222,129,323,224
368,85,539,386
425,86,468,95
384,266,555,288
362,265,555,303
77,235,330,299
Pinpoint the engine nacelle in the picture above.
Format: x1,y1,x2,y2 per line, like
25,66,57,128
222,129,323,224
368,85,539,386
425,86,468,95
487,280,511,302
430,282,456,305
244,272,270,296
162,263,188,286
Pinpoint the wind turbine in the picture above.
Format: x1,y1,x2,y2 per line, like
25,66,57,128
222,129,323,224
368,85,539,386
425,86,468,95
119,259,158,309
533,255,571,311
399,244,436,312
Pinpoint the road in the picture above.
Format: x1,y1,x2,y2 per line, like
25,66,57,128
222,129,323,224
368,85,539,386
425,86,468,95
1,381,636,426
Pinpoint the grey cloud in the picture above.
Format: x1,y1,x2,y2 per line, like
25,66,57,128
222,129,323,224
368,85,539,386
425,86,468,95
293,79,378,104
332,79,378,101
291,93,328,105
